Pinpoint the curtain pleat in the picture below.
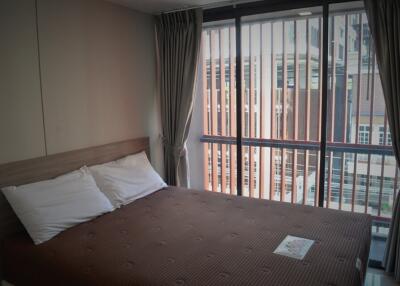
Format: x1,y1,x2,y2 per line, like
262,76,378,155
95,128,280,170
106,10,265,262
155,9,203,187
364,0,400,280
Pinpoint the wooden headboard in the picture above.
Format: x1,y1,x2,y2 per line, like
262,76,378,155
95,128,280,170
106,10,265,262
0,137,150,246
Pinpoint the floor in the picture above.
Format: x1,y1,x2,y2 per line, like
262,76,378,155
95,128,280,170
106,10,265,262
366,268,398,286
1,269,397,286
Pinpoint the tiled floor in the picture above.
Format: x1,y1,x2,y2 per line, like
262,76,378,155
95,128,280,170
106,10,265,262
366,268,398,286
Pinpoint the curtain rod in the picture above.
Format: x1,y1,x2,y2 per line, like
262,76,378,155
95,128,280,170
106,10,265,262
160,0,263,14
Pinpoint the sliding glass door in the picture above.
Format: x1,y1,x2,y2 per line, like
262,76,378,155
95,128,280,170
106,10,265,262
187,0,399,228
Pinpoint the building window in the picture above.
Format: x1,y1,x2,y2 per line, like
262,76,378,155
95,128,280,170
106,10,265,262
338,44,344,60
358,125,370,145
311,26,319,48
379,126,392,145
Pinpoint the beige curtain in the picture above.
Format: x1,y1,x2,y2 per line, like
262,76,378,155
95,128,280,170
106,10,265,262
364,0,400,280
155,9,202,187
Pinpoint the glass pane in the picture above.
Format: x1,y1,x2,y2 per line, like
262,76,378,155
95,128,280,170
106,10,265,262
326,2,397,264
241,7,323,203
187,20,237,194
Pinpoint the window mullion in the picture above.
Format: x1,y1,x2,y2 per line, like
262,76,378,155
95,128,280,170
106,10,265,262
235,16,243,196
318,0,329,207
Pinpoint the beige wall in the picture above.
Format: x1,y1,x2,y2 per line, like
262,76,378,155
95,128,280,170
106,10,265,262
0,0,163,174
0,0,46,163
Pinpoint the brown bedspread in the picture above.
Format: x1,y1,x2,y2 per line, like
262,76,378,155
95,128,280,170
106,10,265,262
2,187,371,286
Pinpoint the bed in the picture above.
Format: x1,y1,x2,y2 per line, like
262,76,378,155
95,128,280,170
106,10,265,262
0,138,371,286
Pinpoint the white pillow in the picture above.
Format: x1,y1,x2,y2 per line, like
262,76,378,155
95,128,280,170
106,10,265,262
2,167,114,245
89,151,167,208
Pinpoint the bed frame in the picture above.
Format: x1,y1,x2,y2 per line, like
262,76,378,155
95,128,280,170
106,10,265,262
0,137,150,280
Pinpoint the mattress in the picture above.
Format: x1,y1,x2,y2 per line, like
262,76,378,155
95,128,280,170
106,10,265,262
2,187,371,286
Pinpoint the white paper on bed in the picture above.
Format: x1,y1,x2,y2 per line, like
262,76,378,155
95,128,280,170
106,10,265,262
273,235,314,260
1,168,115,245
89,151,167,208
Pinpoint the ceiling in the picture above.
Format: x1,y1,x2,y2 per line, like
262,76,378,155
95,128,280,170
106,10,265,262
105,0,229,14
